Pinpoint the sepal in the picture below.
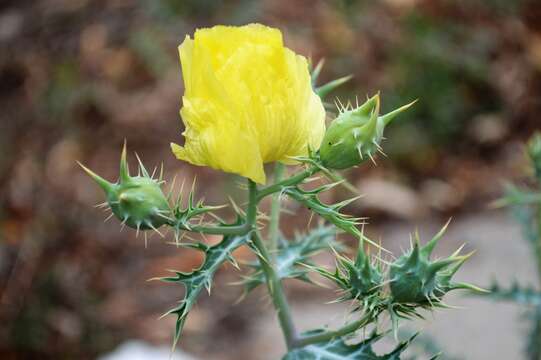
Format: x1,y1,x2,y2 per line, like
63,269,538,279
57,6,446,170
310,59,352,100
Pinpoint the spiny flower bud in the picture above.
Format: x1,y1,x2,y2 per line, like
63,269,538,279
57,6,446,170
528,132,541,179
389,221,480,305
79,143,172,233
319,94,415,169
316,240,383,313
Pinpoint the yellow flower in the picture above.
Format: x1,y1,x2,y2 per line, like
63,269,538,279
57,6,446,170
171,24,326,184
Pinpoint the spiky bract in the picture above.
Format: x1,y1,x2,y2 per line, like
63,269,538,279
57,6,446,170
389,223,476,305
316,241,383,313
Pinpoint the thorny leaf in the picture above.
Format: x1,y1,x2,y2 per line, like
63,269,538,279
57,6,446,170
283,185,384,251
157,230,250,349
282,332,417,360
241,226,339,292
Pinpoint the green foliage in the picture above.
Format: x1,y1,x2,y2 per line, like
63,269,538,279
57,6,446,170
157,230,250,348
81,61,482,357
487,282,541,306
481,132,541,359
241,226,338,292
283,332,417,360
282,184,373,247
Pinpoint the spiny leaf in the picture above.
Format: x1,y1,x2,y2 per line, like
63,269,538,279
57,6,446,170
157,230,250,349
284,186,386,252
282,332,417,360
492,183,541,208
510,205,540,247
241,226,338,293
171,183,227,233
315,75,353,99
484,281,541,306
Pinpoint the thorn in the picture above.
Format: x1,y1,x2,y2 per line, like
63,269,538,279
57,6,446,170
120,216,128,232
119,139,130,183
147,222,164,238
167,174,177,200
77,161,114,194
177,178,186,208
336,97,345,112
379,99,418,126
356,144,364,160
422,218,452,256
134,152,150,178
368,152,377,166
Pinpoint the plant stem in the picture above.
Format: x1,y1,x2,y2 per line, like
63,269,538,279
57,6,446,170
293,311,377,347
269,163,285,253
168,222,250,236
248,179,298,349
537,202,541,285
256,166,319,201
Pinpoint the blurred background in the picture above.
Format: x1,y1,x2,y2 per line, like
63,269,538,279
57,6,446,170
1,0,540,359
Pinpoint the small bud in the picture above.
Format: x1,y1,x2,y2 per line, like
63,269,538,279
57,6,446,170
316,241,383,312
528,132,541,179
319,94,415,169
79,143,172,232
389,222,478,305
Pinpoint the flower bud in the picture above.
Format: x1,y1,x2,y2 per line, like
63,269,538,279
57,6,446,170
79,143,172,232
319,94,415,169
389,222,478,305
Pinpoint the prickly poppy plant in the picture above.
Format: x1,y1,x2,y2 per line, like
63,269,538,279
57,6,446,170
80,24,482,359
483,132,541,360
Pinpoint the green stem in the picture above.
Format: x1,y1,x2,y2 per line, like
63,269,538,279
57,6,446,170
248,179,298,349
269,163,285,253
167,221,250,236
256,166,318,201
293,311,377,347
537,202,541,284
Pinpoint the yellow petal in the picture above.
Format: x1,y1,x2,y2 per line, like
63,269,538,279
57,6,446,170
173,24,326,184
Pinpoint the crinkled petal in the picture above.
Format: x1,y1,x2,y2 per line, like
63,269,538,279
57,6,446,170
173,24,326,184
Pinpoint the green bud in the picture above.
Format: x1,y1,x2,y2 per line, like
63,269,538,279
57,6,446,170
319,94,415,169
528,132,541,179
389,221,476,305
315,240,383,313
79,143,172,232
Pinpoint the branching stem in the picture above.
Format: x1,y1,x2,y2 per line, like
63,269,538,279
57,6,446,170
256,166,319,201
293,310,379,347
248,179,298,349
